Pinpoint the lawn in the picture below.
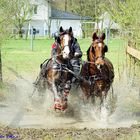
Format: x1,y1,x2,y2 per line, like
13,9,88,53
2,38,126,81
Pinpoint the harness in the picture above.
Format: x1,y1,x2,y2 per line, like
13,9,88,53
81,60,110,96
52,58,69,72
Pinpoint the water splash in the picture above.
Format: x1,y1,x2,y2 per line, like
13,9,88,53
0,71,140,129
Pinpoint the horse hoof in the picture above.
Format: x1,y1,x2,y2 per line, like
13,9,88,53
61,103,67,111
54,103,62,111
54,102,67,111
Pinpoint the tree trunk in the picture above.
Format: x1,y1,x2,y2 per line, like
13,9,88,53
0,47,3,83
25,29,29,40
48,20,52,38
48,25,51,38
19,27,23,38
69,0,72,5
82,29,85,38
65,0,67,11
81,23,85,38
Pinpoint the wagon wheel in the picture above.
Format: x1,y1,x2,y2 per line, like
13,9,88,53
29,83,46,108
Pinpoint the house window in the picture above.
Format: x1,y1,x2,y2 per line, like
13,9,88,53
45,30,47,35
33,5,38,14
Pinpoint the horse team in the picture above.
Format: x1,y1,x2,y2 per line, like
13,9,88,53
34,26,114,112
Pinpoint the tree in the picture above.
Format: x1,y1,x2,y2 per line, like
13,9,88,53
12,0,33,38
103,0,140,48
0,0,16,83
64,0,67,11
69,0,97,38
50,0,108,37
45,0,53,38
52,0,106,36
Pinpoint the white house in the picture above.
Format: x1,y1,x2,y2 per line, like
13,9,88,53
95,12,120,30
26,0,91,37
50,8,91,37
27,0,51,36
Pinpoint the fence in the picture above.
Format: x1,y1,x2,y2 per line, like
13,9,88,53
126,45,140,79
126,46,140,61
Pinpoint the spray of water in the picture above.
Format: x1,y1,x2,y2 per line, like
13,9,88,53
0,70,140,129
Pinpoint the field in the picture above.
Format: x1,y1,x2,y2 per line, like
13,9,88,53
2,38,126,81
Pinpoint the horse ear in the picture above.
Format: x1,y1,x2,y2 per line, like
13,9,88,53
104,45,108,52
59,26,64,33
69,27,72,33
101,33,106,40
92,32,98,41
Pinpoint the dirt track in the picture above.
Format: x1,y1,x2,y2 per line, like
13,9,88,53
0,124,139,140
0,72,140,140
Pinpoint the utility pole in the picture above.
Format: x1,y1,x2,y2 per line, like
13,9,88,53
31,26,33,51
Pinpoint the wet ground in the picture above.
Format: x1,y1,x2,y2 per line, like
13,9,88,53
0,72,140,139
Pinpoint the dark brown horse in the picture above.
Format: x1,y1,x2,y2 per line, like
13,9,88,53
80,32,114,110
35,27,74,111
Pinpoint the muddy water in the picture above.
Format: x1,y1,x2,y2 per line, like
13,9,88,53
0,72,140,130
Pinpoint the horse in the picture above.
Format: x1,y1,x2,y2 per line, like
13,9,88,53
34,26,74,111
80,32,114,112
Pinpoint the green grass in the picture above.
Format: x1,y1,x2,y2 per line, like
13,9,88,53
2,38,126,81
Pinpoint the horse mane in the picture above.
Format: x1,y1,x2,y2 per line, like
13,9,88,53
59,29,73,37
87,46,92,61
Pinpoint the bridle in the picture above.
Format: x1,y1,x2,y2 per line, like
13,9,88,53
59,30,73,46
57,32,73,59
91,39,105,63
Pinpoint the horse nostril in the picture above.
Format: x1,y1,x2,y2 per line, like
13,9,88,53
100,65,103,69
97,64,103,69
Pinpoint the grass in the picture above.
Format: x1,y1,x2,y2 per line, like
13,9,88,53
1,38,126,81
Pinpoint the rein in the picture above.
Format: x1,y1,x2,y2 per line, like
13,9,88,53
83,52,106,83
95,56,104,60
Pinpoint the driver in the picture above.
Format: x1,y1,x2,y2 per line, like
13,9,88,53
51,29,83,83
34,27,82,88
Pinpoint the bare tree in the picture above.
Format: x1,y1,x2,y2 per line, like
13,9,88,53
13,0,33,38
104,0,140,47
0,0,15,83
64,0,67,11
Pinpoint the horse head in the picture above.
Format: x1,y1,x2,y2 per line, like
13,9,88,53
57,26,73,59
90,32,108,69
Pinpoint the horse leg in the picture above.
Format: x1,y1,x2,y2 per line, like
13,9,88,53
52,81,70,111
52,82,62,110
90,94,96,105
60,81,71,111
80,80,91,104
100,91,108,122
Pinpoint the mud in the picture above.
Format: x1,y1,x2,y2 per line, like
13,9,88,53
0,70,140,139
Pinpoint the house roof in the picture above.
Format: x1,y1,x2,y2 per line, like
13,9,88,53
50,8,91,20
